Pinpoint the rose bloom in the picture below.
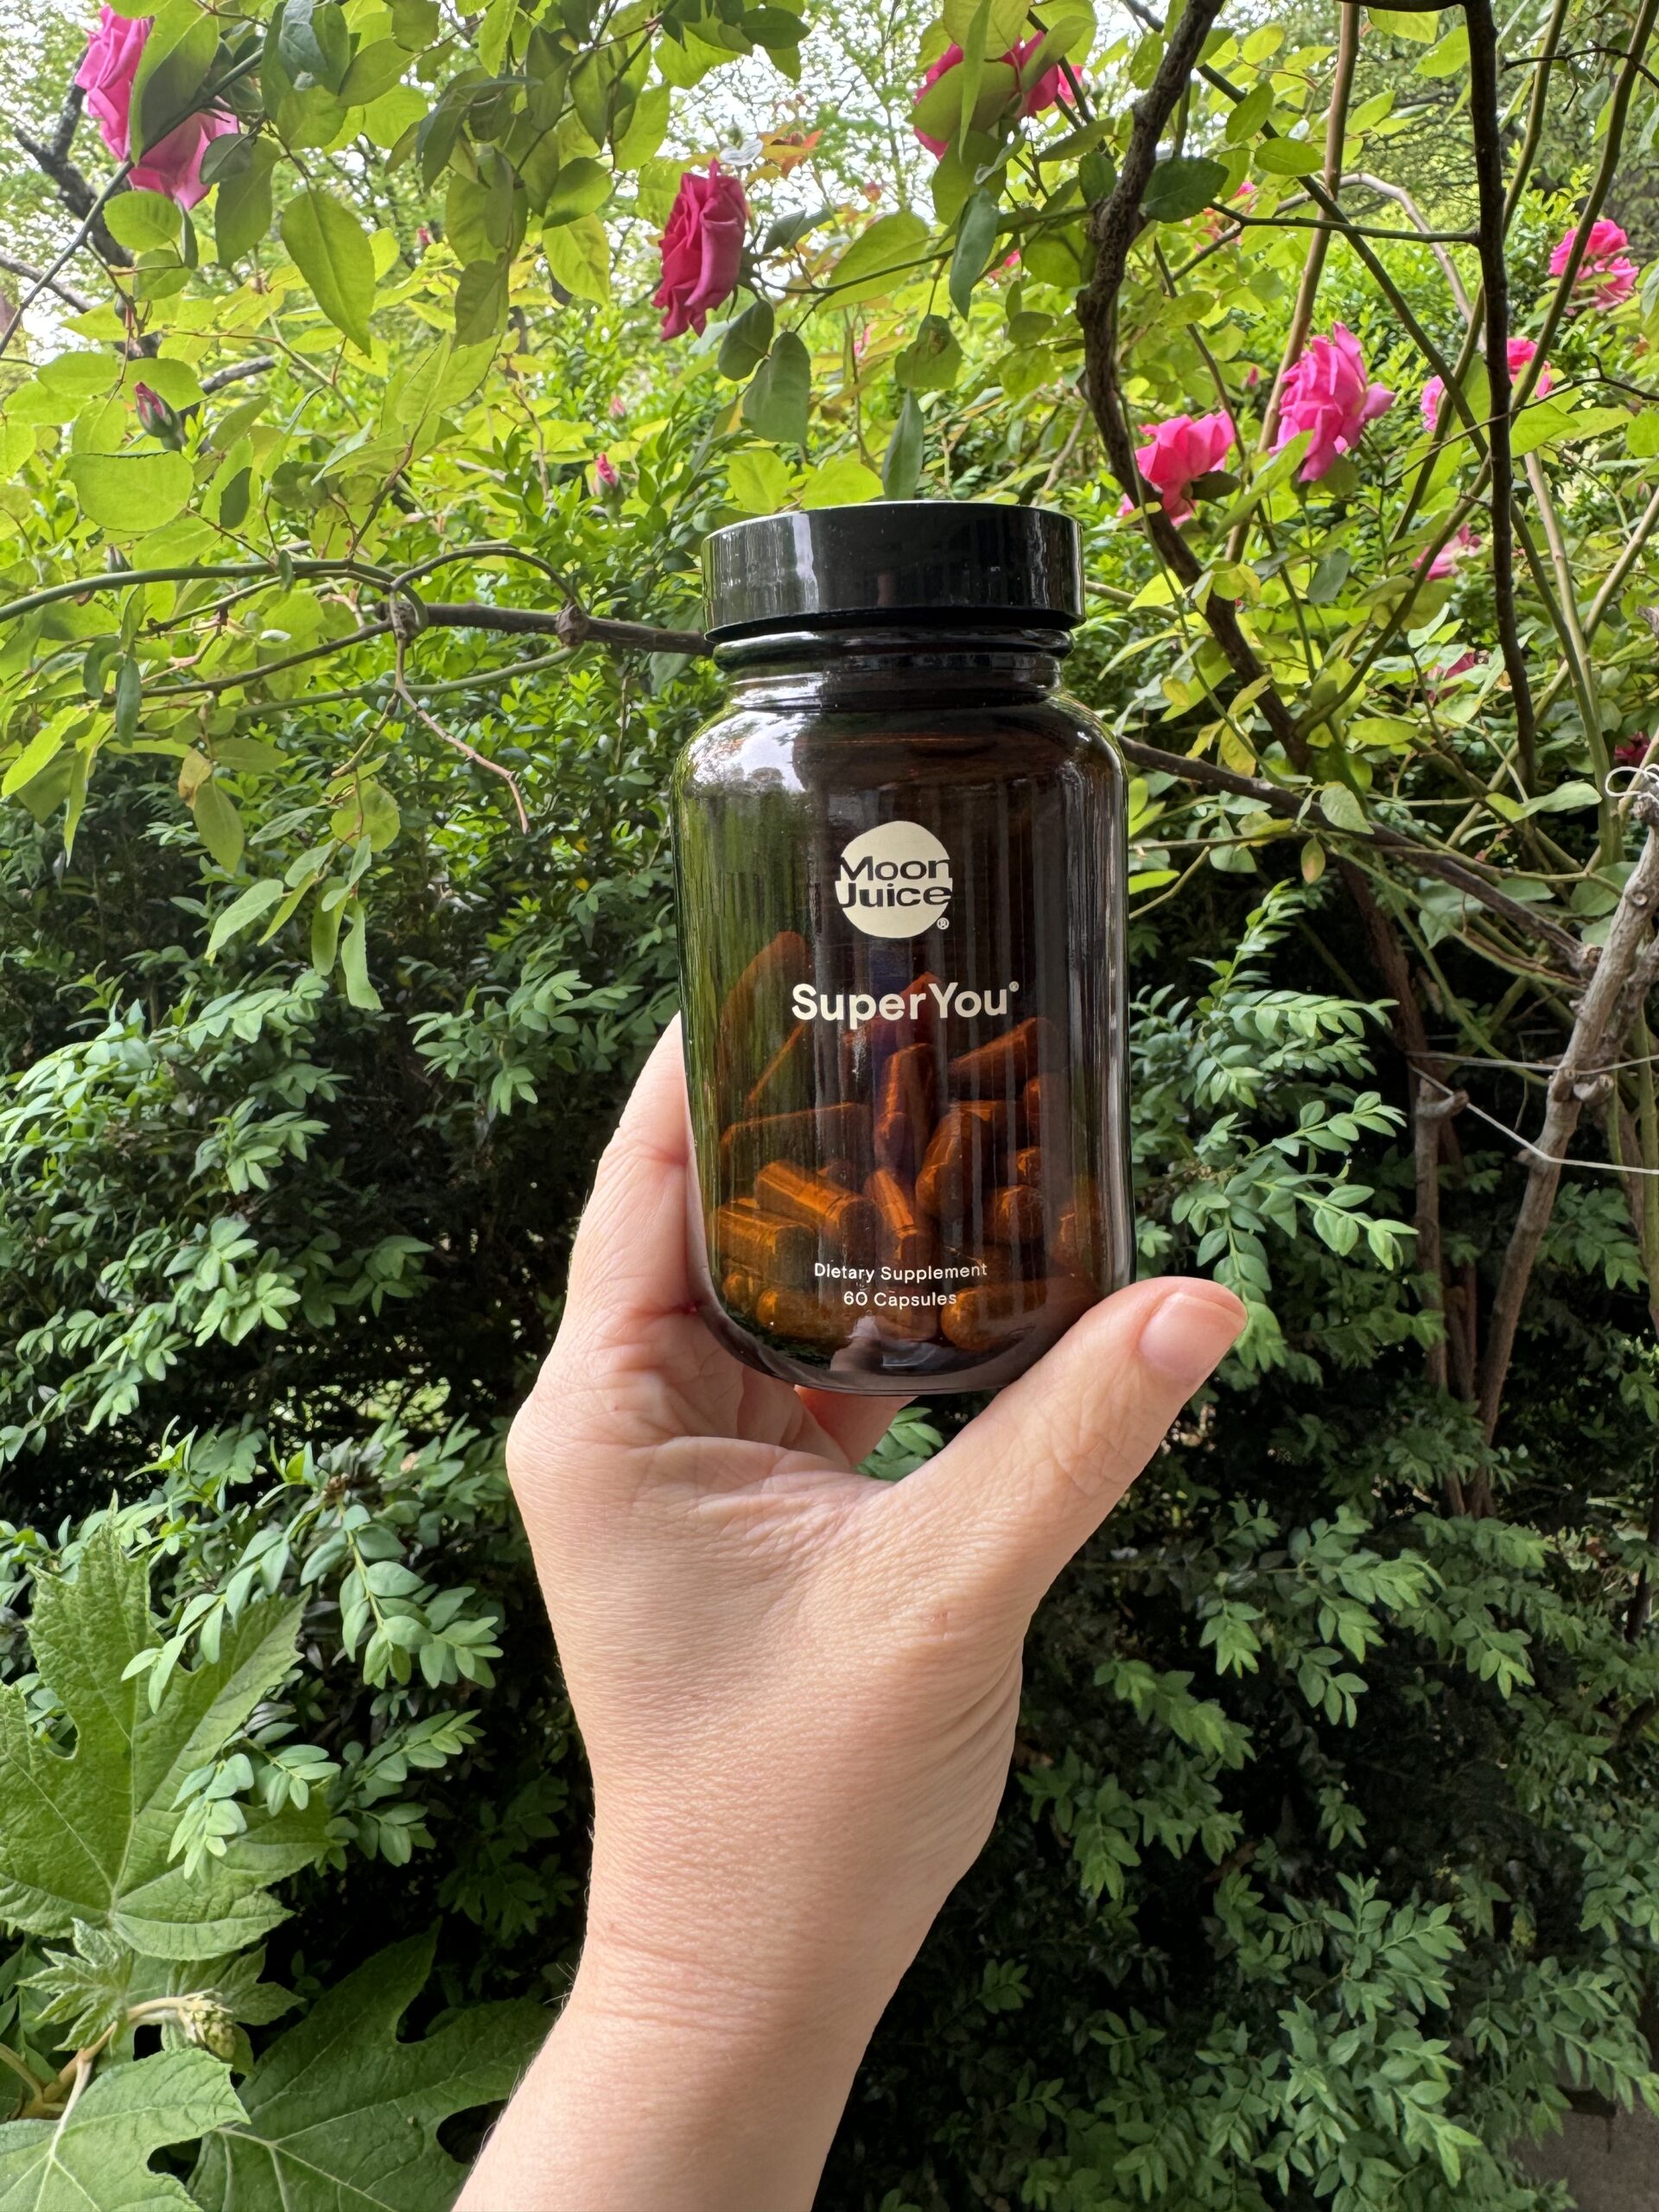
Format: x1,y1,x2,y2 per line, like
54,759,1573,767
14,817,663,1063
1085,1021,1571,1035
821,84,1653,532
1419,522,1479,581
1421,337,1551,430
1614,735,1654,769
1119,410,1236,526
652,160,748,340
1550,216,1639,308
75,6,237,210
593,453,620,492
1274,324,1394,481
912,35,1076,157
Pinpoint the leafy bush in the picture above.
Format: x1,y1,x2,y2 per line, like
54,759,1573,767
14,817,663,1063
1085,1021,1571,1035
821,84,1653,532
4,0,1659,2200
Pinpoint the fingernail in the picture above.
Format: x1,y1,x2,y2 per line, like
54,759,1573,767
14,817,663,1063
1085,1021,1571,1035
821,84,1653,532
1139,1285,1246,1389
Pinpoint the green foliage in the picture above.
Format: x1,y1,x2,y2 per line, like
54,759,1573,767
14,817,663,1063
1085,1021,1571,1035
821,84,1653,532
188,1935,544,2211
3,0,1659,2201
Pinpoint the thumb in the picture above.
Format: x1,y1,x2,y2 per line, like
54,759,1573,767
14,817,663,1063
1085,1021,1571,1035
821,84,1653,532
891,1277,1245,1615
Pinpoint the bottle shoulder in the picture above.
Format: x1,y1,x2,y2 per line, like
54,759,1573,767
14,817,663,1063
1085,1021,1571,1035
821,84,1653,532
675,690,1122,794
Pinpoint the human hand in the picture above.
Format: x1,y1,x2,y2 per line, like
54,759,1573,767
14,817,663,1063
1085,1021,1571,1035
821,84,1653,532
461,1024,1244,2212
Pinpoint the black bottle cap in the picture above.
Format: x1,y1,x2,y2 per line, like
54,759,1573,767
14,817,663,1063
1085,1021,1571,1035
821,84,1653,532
702,499,1084,639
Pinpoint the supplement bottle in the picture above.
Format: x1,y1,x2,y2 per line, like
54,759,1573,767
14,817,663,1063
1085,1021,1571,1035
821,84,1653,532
672,500,1132,1394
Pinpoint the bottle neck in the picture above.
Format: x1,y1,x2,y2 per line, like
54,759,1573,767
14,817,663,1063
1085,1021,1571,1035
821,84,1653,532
713,622,1071,707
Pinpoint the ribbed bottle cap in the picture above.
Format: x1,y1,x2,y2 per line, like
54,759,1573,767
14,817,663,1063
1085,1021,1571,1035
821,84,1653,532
702,499,1084,639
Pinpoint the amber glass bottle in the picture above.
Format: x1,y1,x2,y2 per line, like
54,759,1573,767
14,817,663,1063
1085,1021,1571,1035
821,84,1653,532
672,500,1132,1394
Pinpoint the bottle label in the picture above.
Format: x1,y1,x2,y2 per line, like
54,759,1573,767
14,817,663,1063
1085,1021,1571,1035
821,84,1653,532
833,820,953,937
790,978,1022,1029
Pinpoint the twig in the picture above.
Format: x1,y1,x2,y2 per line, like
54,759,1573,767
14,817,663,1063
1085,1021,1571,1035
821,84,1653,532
1474,810,1659,1460
1465,0,1537,790
0,251,92,313
390,625,529,833
200,357,279,395
1344,172,1473,318
1116,734,1584,962
1261,5,1357,452
0,154,130,361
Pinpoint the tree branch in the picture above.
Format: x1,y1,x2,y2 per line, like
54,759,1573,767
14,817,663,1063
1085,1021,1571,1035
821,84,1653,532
1473,807,1659,1464
1261,6,1357,451
1118,734,1585,963
1465,0,1537,788
0,251,92,313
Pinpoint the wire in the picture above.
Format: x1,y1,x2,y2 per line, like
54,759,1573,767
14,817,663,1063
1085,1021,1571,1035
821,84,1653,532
1416,1069,1659,1177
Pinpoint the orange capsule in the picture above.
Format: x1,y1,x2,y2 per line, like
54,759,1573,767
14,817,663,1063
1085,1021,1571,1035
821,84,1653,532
874,1295,939,1344
755,1286,854,1345
720,1103,874,1186
839,969,947,1091
1013,1146,1045,1190
721,1270,763,1316
865,1167,935,1273
874,1043,938,1182
822,1157,861,1192
949,1017,1055,1099
915,1101,1011,1224
1054,1180,1098,1279
755,1160,880,1265
942,1276,1091,1355
987,1185,1044,1246
1022,1071,1064,1146
713,1202,817,1286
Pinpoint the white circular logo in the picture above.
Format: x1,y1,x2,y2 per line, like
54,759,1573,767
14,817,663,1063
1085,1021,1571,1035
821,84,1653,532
834,820,953,939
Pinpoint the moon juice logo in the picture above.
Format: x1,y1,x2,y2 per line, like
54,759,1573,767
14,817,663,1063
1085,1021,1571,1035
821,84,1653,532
833,820,953,939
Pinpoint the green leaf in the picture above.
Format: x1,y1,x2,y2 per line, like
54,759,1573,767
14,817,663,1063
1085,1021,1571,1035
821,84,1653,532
895,314,963,391
1254,137,1324,177
1369,3,1440,37
949,190,1000,316
741,329,810,446
0,2048,242,2210
340,908,382,1010
280,187,377,354
339,35,408,105
188,1935,543,2212
112,654,143,743
1416,22,1469,73
801,454,883,507
1319,780,1369,834
66,451,194,536
105,189,183,253
1141,154,1227,220
544,156,612,225
130,0,219,162
716,298,775,380
454,258,509,343
883,392,925,498
207,880,285,958
214,142,279,265
613,81,670,165
192,779,245,872
727,447,793,512
543,212,612,302
0,1524,325,1960
942,0,1027,49
827,210,930,306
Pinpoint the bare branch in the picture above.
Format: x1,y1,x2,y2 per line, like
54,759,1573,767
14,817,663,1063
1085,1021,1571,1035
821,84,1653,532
1474,810,1659,1460
1465,0,1538,787
1116,734,1586,964
200,358,279,395
0,251,93,313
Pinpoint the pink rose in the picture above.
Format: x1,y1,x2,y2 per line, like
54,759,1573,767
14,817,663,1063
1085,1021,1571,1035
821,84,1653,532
1274,324,1395,481
1119,410,1236,526
1421,337,1552,429
652,160,747,340
1614,735,1652,769
1419,523,1478,580
131,378,183,446
75,5,236,210
593,453,620,492
1550,215,1638,308
912,35,1076,157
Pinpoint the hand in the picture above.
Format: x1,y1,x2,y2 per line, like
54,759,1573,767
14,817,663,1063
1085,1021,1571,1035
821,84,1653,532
461,1024,1244,2212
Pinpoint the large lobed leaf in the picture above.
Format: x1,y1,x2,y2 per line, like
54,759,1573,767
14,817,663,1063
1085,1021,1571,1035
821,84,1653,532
0,1525,326,1961
189,1934,544,2211
0,2049,241,2211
